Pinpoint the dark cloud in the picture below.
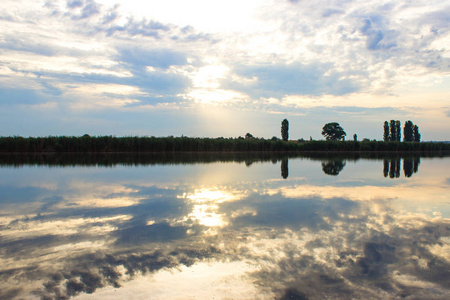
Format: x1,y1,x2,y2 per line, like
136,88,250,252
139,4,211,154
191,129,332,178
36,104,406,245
80,1,100,19
101,47,193,101
66,0,101,20
2,247,202,299
60,0,214,43
0,234,59,257
32,247,221,299
67,0,83,9
117,47,187,70
101,5,119,24
224,62,359,98
360,18,397,51
247,209,450,299
104,18,171,38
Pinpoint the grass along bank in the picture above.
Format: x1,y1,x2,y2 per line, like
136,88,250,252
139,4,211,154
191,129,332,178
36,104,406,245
1,135,449,153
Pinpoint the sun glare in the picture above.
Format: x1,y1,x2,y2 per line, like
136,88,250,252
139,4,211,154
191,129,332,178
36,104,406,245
183,189,237,203
192,65,228,89
178,189,239,228
184,88,245,104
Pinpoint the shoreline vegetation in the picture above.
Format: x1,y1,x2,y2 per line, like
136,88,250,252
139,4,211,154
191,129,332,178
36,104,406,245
0,135,449,154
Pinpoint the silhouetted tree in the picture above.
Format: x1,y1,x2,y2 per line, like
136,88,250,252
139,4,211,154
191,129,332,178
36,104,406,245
321,122,346,141
281,158,289,179
353,134,358,141
403,121,414,142
395,120,401,141
413,125,421,142
281,119,289,141
390,120,396,141
389,120,401,141
321,160,346,176
383,121,390,141
245,133,254,139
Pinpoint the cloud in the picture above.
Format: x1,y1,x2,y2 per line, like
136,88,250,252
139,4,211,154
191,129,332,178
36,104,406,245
0,0,209,112
223,62,359,99
116,47,188,71
322,8,344,17
243,204,450,299
67,0,84,9
360,17,397,51
103,18,172,38
68,0,101,20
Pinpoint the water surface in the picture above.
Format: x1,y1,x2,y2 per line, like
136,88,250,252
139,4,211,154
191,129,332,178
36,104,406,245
0,154,449,299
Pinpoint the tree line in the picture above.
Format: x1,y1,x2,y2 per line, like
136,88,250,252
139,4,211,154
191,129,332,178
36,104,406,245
0,135,448,153
0,119,447,153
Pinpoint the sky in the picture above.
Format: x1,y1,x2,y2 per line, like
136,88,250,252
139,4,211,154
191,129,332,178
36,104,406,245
0,0,449,140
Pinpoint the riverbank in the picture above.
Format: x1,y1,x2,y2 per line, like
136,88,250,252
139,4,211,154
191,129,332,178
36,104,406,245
1,135,449,153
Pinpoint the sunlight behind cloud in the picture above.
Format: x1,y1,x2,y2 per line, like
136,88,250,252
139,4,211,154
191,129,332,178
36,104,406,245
192,64,229,88
184,88,246,104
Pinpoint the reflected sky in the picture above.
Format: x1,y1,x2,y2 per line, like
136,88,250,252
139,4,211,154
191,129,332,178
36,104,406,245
0,156,449,299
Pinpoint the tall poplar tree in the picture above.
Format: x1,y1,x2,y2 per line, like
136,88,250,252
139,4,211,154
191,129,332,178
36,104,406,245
396,121,401,141
281,119,289,141
413,125,421,142
390,120,396,141
383,121,390,141
403,121,414,142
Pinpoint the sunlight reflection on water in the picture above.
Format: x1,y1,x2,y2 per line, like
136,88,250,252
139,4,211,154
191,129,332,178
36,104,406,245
0,155,449,299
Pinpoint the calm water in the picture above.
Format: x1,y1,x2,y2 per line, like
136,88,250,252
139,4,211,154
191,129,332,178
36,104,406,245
0,154,449,299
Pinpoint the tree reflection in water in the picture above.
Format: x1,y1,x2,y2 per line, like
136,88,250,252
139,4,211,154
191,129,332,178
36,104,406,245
403,157,420,178
383,157,420,178
321,160,346,176
281,158,289,179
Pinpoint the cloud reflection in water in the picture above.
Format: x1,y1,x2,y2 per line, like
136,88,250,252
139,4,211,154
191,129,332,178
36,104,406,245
0,156,449,299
